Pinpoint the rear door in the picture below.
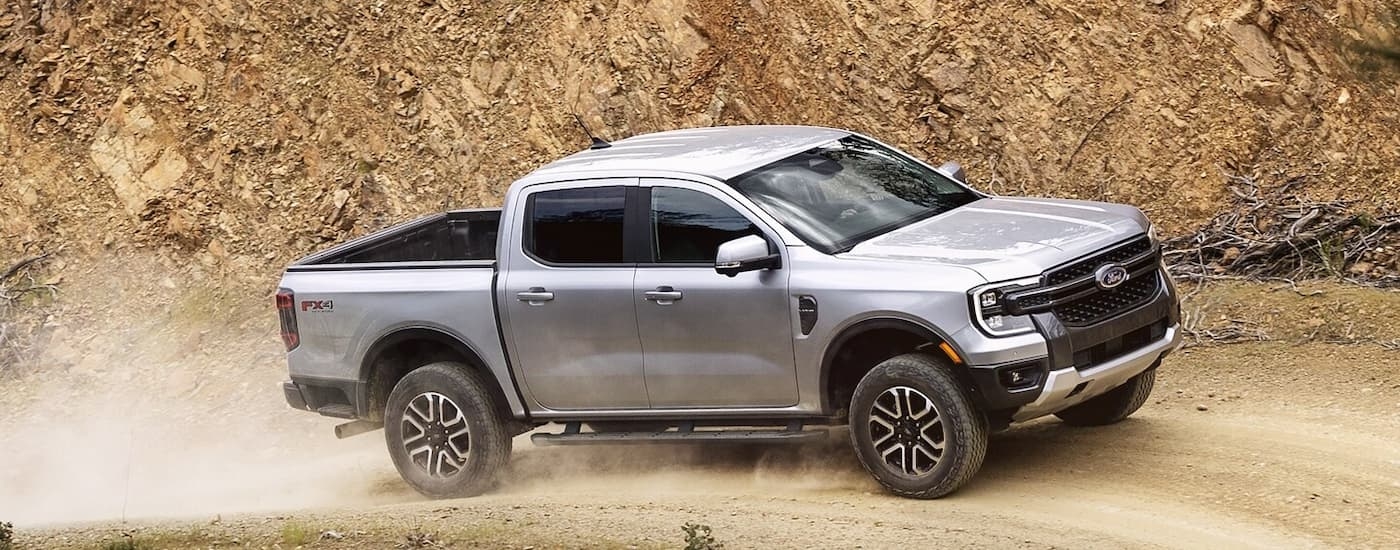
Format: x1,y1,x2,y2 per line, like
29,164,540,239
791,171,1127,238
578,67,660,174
501,179,648,410
634,179,799,408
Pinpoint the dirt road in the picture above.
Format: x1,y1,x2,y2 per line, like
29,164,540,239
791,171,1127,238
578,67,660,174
12,342,1397,549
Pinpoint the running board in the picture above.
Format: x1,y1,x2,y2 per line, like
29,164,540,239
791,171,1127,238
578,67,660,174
530,421,828,446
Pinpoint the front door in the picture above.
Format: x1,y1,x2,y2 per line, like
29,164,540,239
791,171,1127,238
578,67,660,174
502,181,647,410
635,181,799,408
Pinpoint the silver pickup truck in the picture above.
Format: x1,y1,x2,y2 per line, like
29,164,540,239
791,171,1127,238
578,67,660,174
277,126,1182,499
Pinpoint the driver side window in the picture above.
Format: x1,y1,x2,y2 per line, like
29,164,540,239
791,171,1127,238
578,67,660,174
650,187,761,264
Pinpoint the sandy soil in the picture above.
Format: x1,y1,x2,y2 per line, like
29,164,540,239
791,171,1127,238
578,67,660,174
10,341,1398,549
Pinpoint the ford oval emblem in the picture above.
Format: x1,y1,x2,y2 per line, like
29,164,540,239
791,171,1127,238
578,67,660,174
1094,264,1130,289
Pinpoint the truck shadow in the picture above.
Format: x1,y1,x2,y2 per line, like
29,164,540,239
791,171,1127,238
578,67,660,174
971,416,1166,487
490,417,1164,497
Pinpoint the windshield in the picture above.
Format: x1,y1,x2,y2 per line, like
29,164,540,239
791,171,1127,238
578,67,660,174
728,135,981,254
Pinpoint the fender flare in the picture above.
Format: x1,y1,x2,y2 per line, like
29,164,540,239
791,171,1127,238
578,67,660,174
817,316,966,413
356,326,499,417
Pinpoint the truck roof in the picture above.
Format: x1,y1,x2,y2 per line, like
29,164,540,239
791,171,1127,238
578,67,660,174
528,125,851,181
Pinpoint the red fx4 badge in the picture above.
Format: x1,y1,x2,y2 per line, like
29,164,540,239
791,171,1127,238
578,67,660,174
301,300,334,312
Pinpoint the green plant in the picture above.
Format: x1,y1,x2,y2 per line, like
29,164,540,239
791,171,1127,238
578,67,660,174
281,522,315,547
0,520,13,550
681,522,722,550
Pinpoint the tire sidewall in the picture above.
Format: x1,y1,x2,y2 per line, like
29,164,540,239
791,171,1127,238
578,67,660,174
384,362,505,498
849,355,984,496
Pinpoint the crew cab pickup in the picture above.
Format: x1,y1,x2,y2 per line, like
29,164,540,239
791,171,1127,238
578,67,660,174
277,126,1182,499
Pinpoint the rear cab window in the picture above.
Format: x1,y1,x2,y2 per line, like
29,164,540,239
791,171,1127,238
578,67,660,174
524,186,627,264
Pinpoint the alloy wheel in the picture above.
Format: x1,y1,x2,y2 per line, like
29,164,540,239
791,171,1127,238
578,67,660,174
400,391,471,478
868,385,945,476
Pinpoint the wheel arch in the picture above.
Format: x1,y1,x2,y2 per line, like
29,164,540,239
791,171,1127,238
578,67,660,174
357,326,512,422
818,316,969,415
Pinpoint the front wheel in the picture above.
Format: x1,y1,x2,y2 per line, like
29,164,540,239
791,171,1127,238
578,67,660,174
849,353,988,499
384,362,511,498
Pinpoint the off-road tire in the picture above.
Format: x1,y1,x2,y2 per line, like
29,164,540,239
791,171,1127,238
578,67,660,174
1054,369,1156,427
384,361,511,498
849,353,988,499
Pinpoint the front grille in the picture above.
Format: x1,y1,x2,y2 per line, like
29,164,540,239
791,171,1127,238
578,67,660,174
1001,234,1163,326
1045,236,1154,286
1054,272,1161,326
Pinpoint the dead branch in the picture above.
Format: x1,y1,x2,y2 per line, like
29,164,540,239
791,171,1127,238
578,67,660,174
1163,170,1398,290
1,254,49,282
1063,93,1133,171
0,253,56,374
1163,169,1400,345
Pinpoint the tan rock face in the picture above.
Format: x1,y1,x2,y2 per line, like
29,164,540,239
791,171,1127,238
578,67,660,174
0,0,1396,268
919,61,971,95
88,97,189,216
1225,22,1282,80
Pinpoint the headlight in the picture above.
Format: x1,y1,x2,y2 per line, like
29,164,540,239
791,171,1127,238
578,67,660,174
970,277,1039,337
1147,222,1159,243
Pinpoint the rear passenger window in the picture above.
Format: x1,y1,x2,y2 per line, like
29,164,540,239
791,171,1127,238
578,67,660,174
651,187,761,264
527,187,627,264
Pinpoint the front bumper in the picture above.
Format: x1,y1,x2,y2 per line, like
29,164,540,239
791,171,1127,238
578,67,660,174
966,270,1182,416
1011,324,1181,421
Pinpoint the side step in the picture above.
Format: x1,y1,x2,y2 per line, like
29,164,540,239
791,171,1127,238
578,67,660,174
530,421,828,446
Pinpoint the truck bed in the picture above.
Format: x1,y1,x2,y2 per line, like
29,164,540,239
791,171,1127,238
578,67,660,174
278,263,515,415
291,208,500,267
278,206,519,418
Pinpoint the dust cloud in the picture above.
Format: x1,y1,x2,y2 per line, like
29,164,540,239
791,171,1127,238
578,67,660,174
0,377,416,525
498,436,872,499
0,356,868,527
0,260,415,526
0,343,414,526
0,258,868,527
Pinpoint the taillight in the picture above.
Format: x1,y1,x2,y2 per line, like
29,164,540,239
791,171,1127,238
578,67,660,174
276,287,300,351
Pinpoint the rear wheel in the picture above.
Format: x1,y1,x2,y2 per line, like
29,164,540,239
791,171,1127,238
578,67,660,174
1054,369,1156,427
384,362,511,498
849,353,988,499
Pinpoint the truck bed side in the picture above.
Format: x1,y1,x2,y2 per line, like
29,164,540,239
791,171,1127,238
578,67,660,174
279,265,520,417
278,207,523,419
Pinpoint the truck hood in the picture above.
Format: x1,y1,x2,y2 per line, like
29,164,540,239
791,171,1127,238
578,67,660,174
841,197,1149,282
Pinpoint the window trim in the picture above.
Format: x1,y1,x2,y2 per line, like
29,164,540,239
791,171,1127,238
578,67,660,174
637,180,782,268
520,184,640,268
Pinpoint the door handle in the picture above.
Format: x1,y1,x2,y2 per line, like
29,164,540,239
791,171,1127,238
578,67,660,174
644,286,683,304
517,287,554,305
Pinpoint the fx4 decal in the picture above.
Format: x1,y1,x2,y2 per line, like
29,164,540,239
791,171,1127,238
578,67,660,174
301,300,334,312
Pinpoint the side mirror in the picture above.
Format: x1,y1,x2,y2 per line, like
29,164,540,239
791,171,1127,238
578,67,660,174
938,161,967,184
715,235,781,277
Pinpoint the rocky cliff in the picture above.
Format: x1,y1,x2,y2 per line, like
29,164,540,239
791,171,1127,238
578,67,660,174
1,0,1397,275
